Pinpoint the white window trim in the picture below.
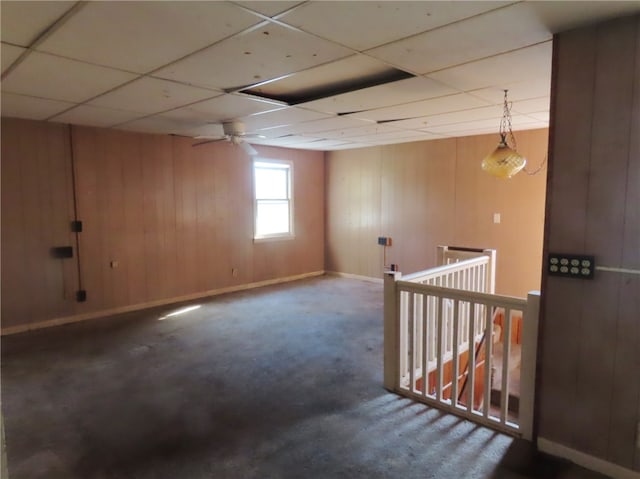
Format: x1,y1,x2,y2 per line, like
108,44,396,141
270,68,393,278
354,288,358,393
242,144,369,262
253,158,294,242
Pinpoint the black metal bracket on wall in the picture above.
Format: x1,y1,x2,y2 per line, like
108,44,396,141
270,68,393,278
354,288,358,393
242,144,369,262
69,127,86,302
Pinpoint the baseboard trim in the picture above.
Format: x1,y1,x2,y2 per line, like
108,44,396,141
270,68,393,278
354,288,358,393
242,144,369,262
1,271,325,336
538,437,640,479
326,271,383,284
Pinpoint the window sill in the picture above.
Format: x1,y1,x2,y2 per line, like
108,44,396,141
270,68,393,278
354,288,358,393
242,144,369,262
253,234,295,243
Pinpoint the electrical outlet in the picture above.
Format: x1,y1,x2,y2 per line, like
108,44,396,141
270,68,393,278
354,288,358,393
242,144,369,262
548,253,595,279
232,268,238,277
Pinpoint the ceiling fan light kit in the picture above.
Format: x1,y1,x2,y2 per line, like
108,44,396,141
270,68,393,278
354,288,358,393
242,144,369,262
481,90,527,179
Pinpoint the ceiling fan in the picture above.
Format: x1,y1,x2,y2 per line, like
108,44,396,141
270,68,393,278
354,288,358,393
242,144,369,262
192,121,264,156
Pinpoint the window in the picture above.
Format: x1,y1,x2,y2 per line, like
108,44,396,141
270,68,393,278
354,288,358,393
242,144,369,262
253,160,293,240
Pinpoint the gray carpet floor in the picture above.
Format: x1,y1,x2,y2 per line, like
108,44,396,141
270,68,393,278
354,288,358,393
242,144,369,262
1,276,608,479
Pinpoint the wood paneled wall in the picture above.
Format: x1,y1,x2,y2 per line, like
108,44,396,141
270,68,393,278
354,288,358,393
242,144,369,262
1,119,324,330
1,119,78,328
539,15,640,472
325,128,549,297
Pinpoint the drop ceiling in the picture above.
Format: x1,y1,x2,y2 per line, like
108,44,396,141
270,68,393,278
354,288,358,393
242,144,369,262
1,1,639,151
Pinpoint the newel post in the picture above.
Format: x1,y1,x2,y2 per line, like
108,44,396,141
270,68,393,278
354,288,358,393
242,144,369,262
483,248,497,294
436,245,448,266
384,271,401,391
519,290,541,441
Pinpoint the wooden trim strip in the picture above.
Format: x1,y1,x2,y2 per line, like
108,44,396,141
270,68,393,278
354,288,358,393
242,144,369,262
538,438,640,479
1,271,325,336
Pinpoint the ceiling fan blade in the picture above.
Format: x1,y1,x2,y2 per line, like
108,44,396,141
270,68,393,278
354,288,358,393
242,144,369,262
192,133,230,147
194,135,226,140
192,138,226,147
240,133,267,140
239,141,258,156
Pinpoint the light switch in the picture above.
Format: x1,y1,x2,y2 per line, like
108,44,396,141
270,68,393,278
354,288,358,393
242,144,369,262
493,213,501,224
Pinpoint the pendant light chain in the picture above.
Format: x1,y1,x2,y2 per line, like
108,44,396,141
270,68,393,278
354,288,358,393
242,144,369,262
501,89,518,151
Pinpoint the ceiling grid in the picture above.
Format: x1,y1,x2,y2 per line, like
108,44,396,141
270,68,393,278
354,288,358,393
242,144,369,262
1,0,639,150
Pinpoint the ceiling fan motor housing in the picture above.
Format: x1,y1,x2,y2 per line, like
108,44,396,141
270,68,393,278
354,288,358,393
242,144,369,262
223,121,246,137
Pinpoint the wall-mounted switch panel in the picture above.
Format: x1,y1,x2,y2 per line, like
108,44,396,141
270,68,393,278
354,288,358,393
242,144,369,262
548,253,595,279
377,237,392,246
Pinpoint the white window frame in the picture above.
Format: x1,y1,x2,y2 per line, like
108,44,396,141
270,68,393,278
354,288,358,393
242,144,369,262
253,158,294,241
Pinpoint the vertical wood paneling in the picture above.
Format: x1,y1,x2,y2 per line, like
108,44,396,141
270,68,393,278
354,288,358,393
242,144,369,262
609,15,640,470
2,121,324,329
325,147,382,277
171,137,200,296
537,27,597,446
631,18,640,473
537,25,597,452
455,131,548,297
574,17,636,460
253,146,325,281
1,118,77,328
541,14,640,472
326,130,546,297
73,126,103,311
121,132,147,304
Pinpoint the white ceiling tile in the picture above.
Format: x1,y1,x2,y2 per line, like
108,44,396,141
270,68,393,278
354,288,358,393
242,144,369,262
117,115,203,136
1,51,137,103
469,78,551,104
297,139,356,150
360,132,445,145
251,134,311,145
312,123,403,140
51,104,146,128
329,142,375,150
279,1,511,51
236,1,304,17
385,105,505,130
517,121,548,131
241,107,332,131
423,114,540,134
368,3,551,74
1,43,25,74
527,112,550,122
347,93,491,122
160,94,284,124
428,42,552,92
89,77,219,115
349,129,435,142
527,1,640,34
1,92,75,120
434,121,548,139
153,22,354,90
434,126,497,138
511,97,551,115
0,1,75,46
300,76,457,115
37,2,263,73
259,116,372,137
1,1,626,150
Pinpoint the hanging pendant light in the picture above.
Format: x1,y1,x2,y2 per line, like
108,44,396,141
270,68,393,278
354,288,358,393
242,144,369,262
481,90,527,179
